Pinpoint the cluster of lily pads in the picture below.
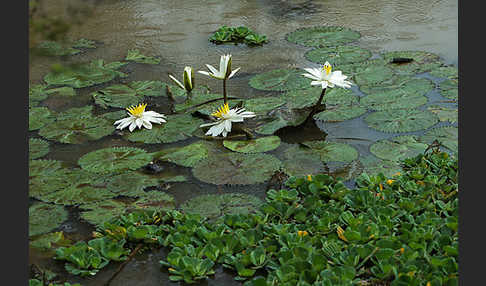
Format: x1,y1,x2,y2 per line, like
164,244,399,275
28,25,458,284
209,25,268,46
48,150,457,285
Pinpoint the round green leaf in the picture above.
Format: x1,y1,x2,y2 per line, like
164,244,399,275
304,46,372,66
39,183,116,206
429,65,458,80
29,168,94,199
124,114,204,144
359,155,403,177
101,172,165,197
29,159,63,177
36,41,80,56
249,69,312,91
173,93,222,113
439,79,458,100
155,141,215,167
365,109,439,133
339,59,394,88
38,116,114,144
192,153,283,185
132,191,175,212
78,147,152,174
420,126,458,154
370,135,428,161
301,141,359,163
313,105,367,122
281,145,325,177
43,59,127,88
283,87,322,109
243,96,287,115
286,26,361,47
79,199,129,226
29,138,50,160
381,50,442,75
29,203,68,237
427,106,458,123
125,49,161,64
361,78,433,111
180,193,263,219
29,107,55,131
92,81,166,109
223,136,281,153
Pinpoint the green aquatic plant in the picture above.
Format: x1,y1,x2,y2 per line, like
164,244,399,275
429,65,458,80
198,54,240,105
92,81,166,109
439,78,458,101
29,203,68,237
381,50,442,75
169,66,194,95
339,59,394,88
249,68,311,91
54,241,110,276
365,108,439,133
427,105,458,123
78,146,152,174
192,152,283,185
301,141,359,163
113,103,167,132
125,49,161,64
286,26,361,47
370,135,428,162
209,25,268,46
124,113,203,143
29,138,50,160
153,141,215,167
359,155,403,178
30,231,72,251
420,126,458,154
304,45,372,66
223,136,281,153
29,107,56,131
180,193,263,220
280,145,326,177
43,59,127,88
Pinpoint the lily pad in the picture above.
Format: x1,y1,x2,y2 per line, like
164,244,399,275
78,147,152,174
174,93,225,114
249,69,312,91
427,106,458,123
30,231,72,250
339,59,395,88
381,50,442,75
154,141,215,167
313,105,367,122
286,26,361,47
72,38,97,49
255,107,311,135
29,138,50,160
304,45,372,66
280,145,325,177
29,168,95,199
29,107,56,131
192,153,283,185
79,199,132,227
359,155,403,177
358,74,418,95
283,87,322,109
38,116,114,144
439,79,458,100
101,172,166,197
429,65,458,80
242,96,287,115
29,85,75,107
29,159,64,177
36,41,80,56
124,114,204,144
92,81,166,109
125,49,161,64
29,203,68,237
419,126,458,154
360,78,433,111
38,180,116,206
223,136,281,153
43,59,127,88
365,109,439,133
180,193,263,219
132,191,175,212
301,141,359,163
369,135,428,161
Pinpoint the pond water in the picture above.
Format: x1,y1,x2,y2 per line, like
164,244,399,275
28,0,458,285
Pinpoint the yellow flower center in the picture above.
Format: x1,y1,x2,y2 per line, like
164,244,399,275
126,103,147,118
322,63,332,75
211,103,230,119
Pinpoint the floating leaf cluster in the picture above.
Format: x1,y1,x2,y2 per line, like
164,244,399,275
209,25,268,46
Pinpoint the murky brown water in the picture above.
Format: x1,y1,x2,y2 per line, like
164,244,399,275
29,0,457,285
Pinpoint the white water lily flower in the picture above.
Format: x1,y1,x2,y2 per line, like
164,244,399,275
200,103,256,137
198,54,240,80
302,61,353,89
114,103,166,132
168,66,194,92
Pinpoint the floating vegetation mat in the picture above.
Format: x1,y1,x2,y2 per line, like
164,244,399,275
381,50,442,75
304,45,372,66
365,108,439,133
180,193,263,219
420,126,458,154
29,138,50,160
249,68,312,91
29,202,68,237
125,49,161,64
223,136,281,153
439,79,458,100
301,141,359,163
78,147,152,174
370,135,428,162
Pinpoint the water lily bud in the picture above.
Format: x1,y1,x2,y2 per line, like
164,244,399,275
183,66,194,92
